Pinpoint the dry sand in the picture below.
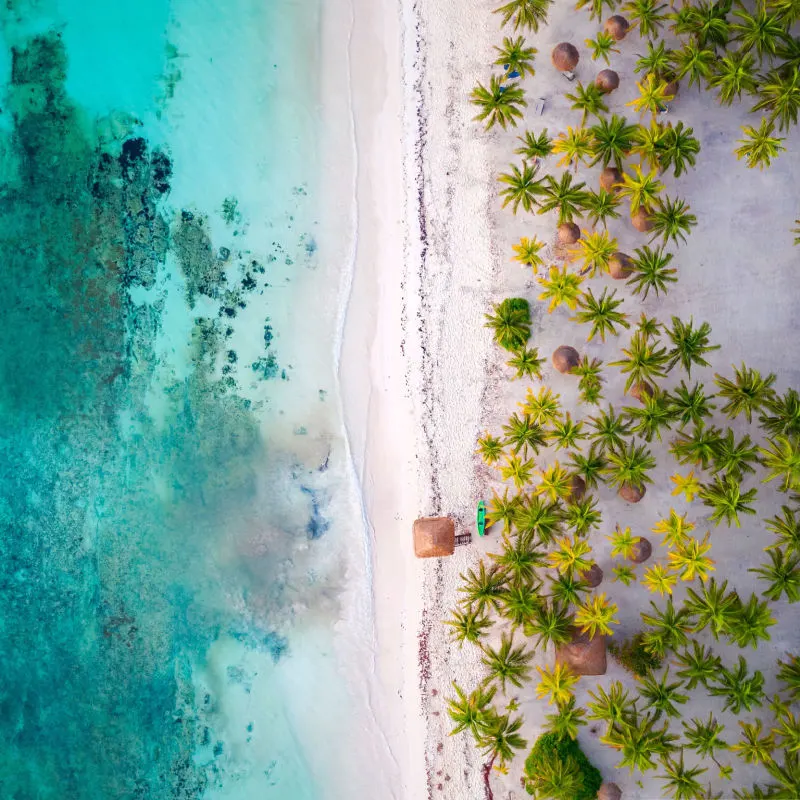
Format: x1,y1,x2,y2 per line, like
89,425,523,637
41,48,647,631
341,0,800,798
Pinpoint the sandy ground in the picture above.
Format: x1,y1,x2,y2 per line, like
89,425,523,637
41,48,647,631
342,0,800,799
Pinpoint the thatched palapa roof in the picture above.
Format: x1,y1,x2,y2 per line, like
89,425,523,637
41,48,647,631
551,42,579,72
598,783,622,800
413,516,455,558
556,628,607,676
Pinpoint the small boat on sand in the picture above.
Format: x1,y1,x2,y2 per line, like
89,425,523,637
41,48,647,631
476,500,486,537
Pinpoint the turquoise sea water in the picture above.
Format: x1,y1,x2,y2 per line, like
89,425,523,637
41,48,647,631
0,1,374,798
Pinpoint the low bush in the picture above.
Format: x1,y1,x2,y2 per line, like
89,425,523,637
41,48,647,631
608,631,662,677
523,732,602,800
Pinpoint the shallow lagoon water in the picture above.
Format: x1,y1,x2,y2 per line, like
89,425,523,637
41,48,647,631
0,1,379,797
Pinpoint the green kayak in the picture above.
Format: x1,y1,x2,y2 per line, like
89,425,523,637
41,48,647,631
476,500,486,536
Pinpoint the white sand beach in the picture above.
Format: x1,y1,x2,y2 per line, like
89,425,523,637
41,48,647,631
341,0,800,798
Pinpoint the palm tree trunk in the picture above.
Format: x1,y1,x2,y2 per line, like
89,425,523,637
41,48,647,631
482,753,496,800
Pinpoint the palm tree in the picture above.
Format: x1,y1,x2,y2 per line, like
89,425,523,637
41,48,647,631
565,82,609,124
623,0,668,38
538,266,584,313
573,287,630,342
570,229,618,277
709,50,758,105
536,461,574,503
752,67,800,131
507,346,545,380
669,533,715,582
676,642,723,691
589,114,638,168
575,592,619,637
735,117,786,169
499,454,536,489
641,562,677,598
617,164,664,215
500,582,541,628
683,578,740,640
608,524,640,559
613,563,638,586
538,171,590,222
576,0,618,21
523,386,563,426
672,0,731,49
631,118,666,170
660,753,708,799
635,39,672,78
730,4,787,63
766,505,800,554
536,662,579,705
652,509,695,549
763,749,800,798
512,235,546,272
640,598,691,658
563,495,602,537
699,474,758,528
612,330,669,393
526,600,574,648
498,162,544,213
486,488,519,532
753,548,800,602
670,470,702,502
445,606,493,646
714,363,776,422
502,412,547,455
728,593,776,649
515,494,562,544
586,31,620,64
587,680,636,726
628,245,677,299
650,196,697,246
658,121,701,177
583,188,622,228
670,40,715,88
543,697,587,740
777,653,800,700
760,388,800,438
485,300,530,350
567,442,607,489
668,381,716,428
471,75,527,130
524,753,583,799
494,0,554,32
477,432,504,465
493,36,538,78
588,405,632,451
481,632,533,692
710,656,766,714
664,317,719,376
548,413,586,451
489,530,545,584
639,667,689,719
710,429,759,479
670,421,723,469
760,435,800,493
625,388,677,442
574,357,605,405
476,712,528,771
549,535,594,575
605,439,657,498
628,73,675,117
548,571,590,607
552,128,596,172
602,712,679,772
734,719,776,766
682,713,729,761
515,128,554,160
446,681,497,736
459,561,507,613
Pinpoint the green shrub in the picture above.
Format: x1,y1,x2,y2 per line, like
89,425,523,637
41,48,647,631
485,297,531,352
608,632,662,677
523,732,602,800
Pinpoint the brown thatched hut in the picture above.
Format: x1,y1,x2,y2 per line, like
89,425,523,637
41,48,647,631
552,345,580,374
599,166,622,193
604,15,630,40
598,783,622,800
619,483,646,503
608,252,633,279
413,517,455,557
595,69,620,94
556,628,607,676
557,221,581,245
552,42,579,73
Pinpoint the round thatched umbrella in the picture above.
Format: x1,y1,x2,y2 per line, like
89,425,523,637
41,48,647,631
598,783,622,800
628,381,655,403
595,69,620,94
581,563,604,588
604,15,630,40
619,483,646,503
413,517,455,558
558,221,581,245
566,474,587,503
608,252,633,279
552,42,580,73
599,166,622,193
556,628,607,676
629,537,653,564
552,345,580,373
631,206,654,232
